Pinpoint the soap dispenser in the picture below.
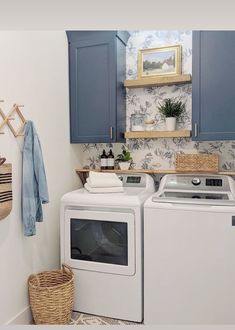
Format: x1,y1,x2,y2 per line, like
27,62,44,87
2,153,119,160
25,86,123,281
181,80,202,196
100,149,108,170
107,149,115,170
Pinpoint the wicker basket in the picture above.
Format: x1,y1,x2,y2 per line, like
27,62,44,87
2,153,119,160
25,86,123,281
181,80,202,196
176,153,219,173
28,264,74,325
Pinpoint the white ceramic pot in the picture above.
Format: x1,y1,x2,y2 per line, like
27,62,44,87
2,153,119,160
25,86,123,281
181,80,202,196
118,162,131,170
165,117,176,131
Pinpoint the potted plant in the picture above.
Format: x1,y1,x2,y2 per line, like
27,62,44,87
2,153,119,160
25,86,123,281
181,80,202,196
158,97,186,131
115,148,133,170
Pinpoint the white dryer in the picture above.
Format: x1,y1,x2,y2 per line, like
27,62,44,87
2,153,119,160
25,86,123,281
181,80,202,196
60,173,155,322
144,174,235,324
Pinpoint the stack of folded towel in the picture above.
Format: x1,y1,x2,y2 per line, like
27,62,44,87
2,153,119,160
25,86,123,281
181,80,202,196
84,171,124,193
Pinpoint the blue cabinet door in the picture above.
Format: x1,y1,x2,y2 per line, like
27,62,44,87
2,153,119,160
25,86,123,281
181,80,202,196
192,31,235,141
67,31,129,143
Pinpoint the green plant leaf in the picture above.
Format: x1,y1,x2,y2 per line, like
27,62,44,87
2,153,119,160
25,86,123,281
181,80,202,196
115,149,132,162
157,97,186,119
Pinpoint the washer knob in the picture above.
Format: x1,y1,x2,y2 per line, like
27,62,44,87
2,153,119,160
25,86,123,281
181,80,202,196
192,177,201,186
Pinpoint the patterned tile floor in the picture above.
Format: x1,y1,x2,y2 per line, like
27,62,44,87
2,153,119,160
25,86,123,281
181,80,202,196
70,311,141,325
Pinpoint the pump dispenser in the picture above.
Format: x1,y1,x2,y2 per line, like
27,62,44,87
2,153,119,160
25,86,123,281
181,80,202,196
107,149,115,170
100,149,108,170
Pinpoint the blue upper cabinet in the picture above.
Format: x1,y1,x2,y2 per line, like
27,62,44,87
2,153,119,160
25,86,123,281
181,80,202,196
192,31,235,141
66,31,130,143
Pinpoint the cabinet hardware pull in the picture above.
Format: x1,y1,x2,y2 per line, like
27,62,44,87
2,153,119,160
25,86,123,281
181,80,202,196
110,126,113,140
232,216,235,226
194,123,198,137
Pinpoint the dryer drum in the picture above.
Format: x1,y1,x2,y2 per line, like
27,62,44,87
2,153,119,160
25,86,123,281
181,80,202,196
71,247,92,261
0,163,12,220
91,222,127,256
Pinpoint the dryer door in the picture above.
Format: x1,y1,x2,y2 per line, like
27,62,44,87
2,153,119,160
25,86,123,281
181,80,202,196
64,209,135,276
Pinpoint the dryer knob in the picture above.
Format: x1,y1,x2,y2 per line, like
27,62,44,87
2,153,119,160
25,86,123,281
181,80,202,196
192,177,201,186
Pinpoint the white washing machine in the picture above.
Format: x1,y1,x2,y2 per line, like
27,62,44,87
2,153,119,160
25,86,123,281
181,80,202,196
60,173,155,322
144,174,235,324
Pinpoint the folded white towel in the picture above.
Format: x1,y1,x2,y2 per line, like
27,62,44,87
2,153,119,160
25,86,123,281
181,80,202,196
84,183,124,194
87,171,123,188
86,177,123,188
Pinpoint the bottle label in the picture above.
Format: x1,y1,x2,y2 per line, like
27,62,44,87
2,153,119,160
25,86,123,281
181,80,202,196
107,158,114,167
101,158,107,168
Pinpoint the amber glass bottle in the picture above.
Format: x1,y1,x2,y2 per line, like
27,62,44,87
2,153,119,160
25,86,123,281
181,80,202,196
107,149,115,170
100,149,108,170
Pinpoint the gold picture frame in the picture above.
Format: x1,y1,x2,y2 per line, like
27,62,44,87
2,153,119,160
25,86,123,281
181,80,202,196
137,45,182,78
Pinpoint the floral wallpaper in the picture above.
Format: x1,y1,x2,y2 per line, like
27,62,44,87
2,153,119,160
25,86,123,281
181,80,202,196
81,30,235,173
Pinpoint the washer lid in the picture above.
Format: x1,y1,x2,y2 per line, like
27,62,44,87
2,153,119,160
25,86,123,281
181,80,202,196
152,174,235,206
152,190,235,206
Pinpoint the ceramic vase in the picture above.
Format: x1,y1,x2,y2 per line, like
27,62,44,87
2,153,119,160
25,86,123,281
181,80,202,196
118,162,131,170
165,117,176,131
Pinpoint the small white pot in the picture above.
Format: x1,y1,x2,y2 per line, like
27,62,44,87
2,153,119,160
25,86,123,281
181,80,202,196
118,162,131,170
165,117,176,131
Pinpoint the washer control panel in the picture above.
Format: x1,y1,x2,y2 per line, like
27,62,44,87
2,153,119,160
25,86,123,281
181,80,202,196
192,178,201,186
206,178,223,187
163,174,230,192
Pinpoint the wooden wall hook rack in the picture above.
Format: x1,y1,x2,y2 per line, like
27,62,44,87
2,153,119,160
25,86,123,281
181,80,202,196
0,101,27,137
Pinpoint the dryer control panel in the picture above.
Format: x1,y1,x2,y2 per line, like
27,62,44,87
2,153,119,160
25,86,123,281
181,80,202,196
117,174,146,188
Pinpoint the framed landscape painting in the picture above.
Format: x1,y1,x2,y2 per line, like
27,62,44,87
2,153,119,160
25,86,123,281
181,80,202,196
138,45,182,78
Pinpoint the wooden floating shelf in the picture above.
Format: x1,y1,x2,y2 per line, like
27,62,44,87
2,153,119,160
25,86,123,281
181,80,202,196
124,74,192,88
76,168,176,174
76,168,235,175
124,130,191,139
75,168,235,184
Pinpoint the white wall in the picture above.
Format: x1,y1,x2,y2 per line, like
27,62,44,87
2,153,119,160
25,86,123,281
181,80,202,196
0,31,83,324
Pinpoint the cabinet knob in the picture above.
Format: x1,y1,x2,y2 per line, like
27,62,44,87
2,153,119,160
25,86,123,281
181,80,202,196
232,216,235,226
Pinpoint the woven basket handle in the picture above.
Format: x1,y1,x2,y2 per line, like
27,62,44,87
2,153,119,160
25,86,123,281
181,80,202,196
62,263,73,275
28,274,40,287
0,157,6,166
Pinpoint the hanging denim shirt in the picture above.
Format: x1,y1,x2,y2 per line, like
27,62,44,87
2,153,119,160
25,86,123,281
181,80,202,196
22,121,49,236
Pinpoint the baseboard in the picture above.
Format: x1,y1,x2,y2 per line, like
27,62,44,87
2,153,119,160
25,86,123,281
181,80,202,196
5,306,32,325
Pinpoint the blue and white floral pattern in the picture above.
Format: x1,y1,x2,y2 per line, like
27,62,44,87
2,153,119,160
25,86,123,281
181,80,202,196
82,31,235,171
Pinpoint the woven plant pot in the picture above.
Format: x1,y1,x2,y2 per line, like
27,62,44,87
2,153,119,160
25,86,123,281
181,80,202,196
28,264,74,325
